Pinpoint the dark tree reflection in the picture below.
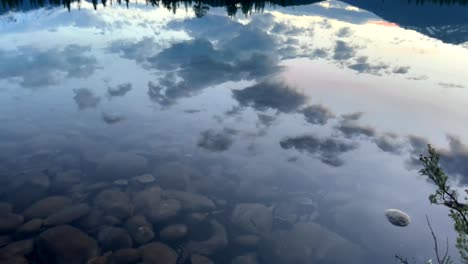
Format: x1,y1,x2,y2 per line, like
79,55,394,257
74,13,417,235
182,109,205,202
2,0,467,14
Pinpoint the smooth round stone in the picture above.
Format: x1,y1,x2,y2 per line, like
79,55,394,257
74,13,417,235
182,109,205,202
159,224,188,241
97,226,133,252
125,215,154,245
76,209,103,233
231,203,272,235
0,255,28,264
44,204,91,226
22,196,72,220
96,152,148,180
385,209,411,227
0,213,24,234
132,187,162,212
51,170,81,191
86,182,109,192
187,220,228,256
139,242,177,264
0,236,11,247
163,190,215,212
191,254,214,264
187,213,207,224
146,199,181,223
113,180,129,186
231,253,258,264
0,239,34,256
16,219,43,236
234,235,259,248
95,190,133,220
103,215,122,226
133,174,155,184
36,225,99,264
86,256,108,264
0,203,13,215
109,248,141,264
155,162,190,190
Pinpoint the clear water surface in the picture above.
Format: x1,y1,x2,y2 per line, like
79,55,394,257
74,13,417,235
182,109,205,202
0,0,468,263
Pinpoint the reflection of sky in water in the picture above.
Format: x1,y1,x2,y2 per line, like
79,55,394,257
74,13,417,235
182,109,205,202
1,1,468,263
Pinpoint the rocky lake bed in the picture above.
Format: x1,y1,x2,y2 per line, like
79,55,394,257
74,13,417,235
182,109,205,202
0,149,359,264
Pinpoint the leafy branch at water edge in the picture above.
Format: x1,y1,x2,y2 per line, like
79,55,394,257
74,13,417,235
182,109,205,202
419,144,468,263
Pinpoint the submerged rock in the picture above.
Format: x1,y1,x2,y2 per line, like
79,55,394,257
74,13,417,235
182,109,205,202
76,209,104,233
6,170,50,210
125,215,154,245
36,225,98,264
146,199,181,223
187,220,228,256
191,254,214,264
133,187,162,213
113,180,129,186
231,253,258,264
140,242,177,264
96,152,148,180
159,224,188,241
385,209,411,227
163,190,215,212
44,204,90,226
155,162,191,191
16,219,43,236
0,239,34,256
109,248,141,264
258,222,363,264
95,190,133,220
0,203,13,215
133,174,155,184
0,213,24,234
233,235,259,248
0,236,11,247
23,196,72,220
97,226,133,252
0,255,28,264
231,203,272,235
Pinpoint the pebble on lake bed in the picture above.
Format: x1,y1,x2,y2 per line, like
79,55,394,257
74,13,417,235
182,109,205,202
385,209,411,227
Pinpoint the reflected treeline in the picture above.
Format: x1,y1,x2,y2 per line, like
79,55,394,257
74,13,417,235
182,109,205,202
3,0,468,17
1,0,320,16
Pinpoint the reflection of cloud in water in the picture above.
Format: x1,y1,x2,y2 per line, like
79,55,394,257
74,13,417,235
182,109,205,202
73,88,100,110
142,37,282,104
348,56,389,75
301,104,335,125
341,112,364,121
102,112,125,124
336,121,376,138
438,82,465,89
0,45,99,88
372,133,403,154
336,27,353,38
107,83,132,97
392,66,410,74
107,37,160,63
333,40,357,61
311,48,328,59
198,129,235,152
280,135,357,167
408,135,468,185
233,82,306,113
257,114,276,127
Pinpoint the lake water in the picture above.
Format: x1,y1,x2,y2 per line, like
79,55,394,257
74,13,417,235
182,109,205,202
0,0,468,263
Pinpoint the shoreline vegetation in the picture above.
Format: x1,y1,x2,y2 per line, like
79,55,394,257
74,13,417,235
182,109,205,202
397,145,468,264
